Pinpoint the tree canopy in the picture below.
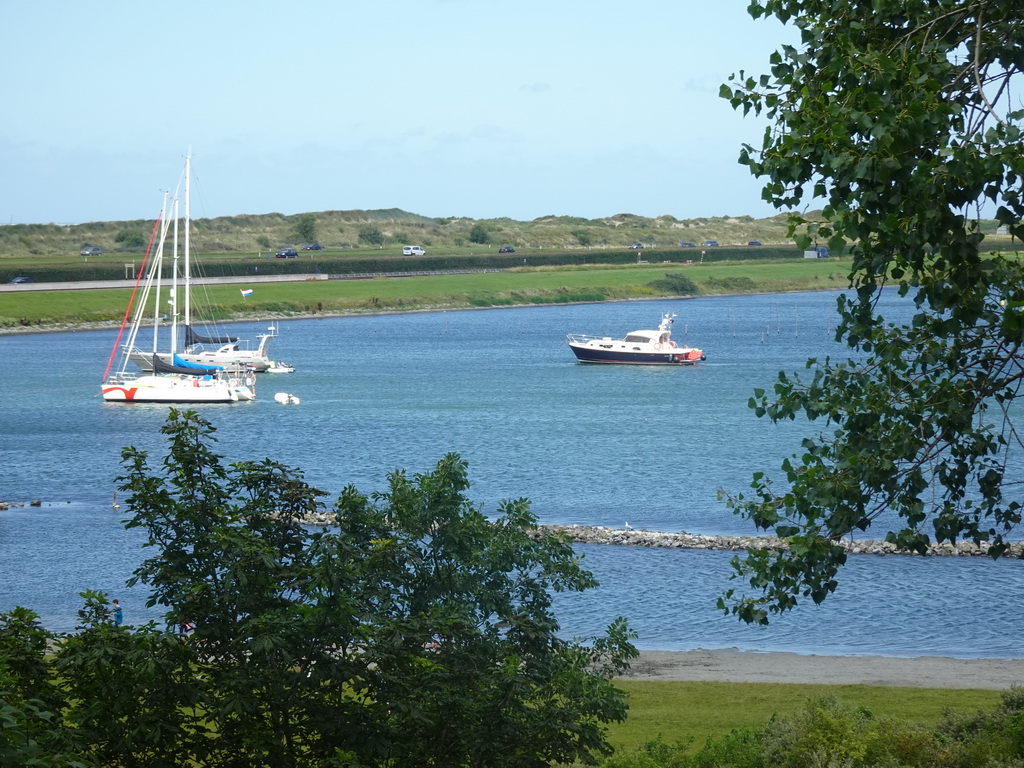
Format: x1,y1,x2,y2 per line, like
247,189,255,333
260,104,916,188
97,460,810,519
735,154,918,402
294,213,317,244
719,0,1024,623
468,223,490,244
358,223,385,245
1,410,636,767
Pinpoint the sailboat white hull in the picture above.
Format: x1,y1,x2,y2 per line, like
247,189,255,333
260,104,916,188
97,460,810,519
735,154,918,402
179,349,271,371
101,374,255,403
127,348,271,373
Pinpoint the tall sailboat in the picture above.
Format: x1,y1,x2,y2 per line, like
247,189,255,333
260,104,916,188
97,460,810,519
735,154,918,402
100,155,256,403
126,157,276,373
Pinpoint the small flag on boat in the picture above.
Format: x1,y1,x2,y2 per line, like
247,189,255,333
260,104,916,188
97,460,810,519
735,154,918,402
240,288,253,297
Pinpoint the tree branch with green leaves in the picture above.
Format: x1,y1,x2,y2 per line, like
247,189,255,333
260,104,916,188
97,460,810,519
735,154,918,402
718,0,1024,624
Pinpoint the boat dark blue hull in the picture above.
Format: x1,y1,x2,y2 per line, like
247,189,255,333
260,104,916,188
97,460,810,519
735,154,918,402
568,345,701,365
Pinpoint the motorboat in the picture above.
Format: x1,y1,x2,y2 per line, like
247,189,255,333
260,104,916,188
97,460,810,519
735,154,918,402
266,360,296,373
567,313,706,365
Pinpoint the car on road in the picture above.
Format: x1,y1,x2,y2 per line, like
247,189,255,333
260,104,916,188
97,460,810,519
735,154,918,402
679,241,696,248
402,245,426,256
302,243,323,251
629,242,646,249
748,240,762,246
498,246,516,253
275,248,299,258
701,240,719,247
8,276,33,284
80,246,102,256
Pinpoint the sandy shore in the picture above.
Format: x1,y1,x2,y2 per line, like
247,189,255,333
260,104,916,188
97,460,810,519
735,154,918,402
621,649,1024,689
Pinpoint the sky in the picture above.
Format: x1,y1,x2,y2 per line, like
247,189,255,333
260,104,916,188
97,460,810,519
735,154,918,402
1,1,797,226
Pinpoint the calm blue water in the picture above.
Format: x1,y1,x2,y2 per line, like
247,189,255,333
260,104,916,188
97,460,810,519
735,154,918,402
2,291,1022,658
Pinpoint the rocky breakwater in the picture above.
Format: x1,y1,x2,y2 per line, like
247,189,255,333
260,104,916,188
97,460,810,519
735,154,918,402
539,525,1024,558
0,500,43,511
174,511,1024,560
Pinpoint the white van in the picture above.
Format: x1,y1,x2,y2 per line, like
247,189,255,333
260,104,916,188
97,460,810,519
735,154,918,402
402,245,426,256
803,246,831,258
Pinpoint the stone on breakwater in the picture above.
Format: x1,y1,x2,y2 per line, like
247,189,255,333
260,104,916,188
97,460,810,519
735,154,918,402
0,500,42,510
250,514,1023,559
538,524,1024,558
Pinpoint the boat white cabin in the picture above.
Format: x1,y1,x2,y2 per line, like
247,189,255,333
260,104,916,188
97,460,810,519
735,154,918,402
567,313,706,365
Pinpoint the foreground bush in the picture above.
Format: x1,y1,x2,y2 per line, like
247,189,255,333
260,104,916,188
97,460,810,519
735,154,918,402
1,410,637,768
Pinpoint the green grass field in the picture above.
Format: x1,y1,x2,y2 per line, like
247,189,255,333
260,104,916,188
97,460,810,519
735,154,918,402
606,680,1000,753
0,258,855,329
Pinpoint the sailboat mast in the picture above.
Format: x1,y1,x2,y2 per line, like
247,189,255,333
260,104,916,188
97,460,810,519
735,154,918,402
171,198,180,355
184,154,192,334
134,191,170,359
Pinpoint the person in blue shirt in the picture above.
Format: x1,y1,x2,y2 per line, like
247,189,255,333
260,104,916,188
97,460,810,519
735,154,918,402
110,599,123,627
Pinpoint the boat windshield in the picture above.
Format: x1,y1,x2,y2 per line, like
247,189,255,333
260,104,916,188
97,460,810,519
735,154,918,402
624,334,650,343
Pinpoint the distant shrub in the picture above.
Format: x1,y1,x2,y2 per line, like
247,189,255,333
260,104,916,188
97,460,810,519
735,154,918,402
469,223,490,244
573,229,593,247
294,213,317,243
114,229,147,248
647,273,699,295
936,686,1024,766
468,295,516,307
703,276,757,292
528,291,606,304
359,224,385,245
256,235,271,250
599,736,691,768
687,729,762,768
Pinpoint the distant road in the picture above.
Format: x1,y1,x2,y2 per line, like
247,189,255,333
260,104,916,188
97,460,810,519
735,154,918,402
0,273,330,293
0,269,502,293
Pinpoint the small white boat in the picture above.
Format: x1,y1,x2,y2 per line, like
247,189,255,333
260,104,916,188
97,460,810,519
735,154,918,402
266,361,296,374
567,313,706,365
274,392,301,404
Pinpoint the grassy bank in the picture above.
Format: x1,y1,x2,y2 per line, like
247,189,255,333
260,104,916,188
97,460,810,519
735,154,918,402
0,258,854,331
606,680,1000,754
0,209,802,259
1,204,1013,261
